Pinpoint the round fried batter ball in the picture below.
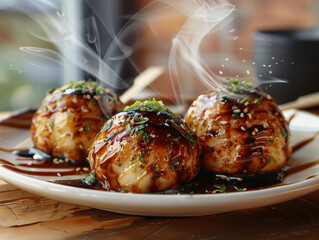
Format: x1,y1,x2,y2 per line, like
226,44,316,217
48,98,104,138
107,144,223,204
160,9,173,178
185,81,292,175
88,99,200,193
30,81,124,162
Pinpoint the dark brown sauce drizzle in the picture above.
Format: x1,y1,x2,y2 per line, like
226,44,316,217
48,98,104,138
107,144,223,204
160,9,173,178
285,159,319,176
0,148,89,178
287,112,296,125
292,131,319,153
0,125,318,194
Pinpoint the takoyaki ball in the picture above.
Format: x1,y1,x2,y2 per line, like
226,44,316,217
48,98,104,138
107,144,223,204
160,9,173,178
88,99,200,193
30,80,124,162
184,80,292,175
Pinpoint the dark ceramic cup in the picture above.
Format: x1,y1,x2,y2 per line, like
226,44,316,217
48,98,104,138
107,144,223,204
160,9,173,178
253,28,319,105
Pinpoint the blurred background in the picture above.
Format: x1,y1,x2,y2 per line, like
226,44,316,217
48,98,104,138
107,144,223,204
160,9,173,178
0,0,319,111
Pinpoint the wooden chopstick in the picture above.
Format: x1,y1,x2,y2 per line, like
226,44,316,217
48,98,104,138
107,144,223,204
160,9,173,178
279,92,319,111
120,66,165,104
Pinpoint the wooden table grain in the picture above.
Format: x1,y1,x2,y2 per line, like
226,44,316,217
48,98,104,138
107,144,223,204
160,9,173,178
0,109,319,240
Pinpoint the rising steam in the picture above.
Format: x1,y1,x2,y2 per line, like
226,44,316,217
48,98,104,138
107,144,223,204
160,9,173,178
10,0,281,107
15,0,131,90
161,0,235,103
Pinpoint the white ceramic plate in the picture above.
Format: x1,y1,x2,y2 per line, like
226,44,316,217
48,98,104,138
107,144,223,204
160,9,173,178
0,110,319,217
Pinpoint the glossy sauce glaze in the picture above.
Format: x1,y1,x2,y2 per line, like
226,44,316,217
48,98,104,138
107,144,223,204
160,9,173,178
0,148,89,177
1,139,318,194
88,106,201,193
30,81,124,162
0,96,318,194
185,87,292,175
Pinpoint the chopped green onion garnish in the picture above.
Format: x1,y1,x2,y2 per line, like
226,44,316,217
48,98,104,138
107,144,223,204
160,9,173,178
101,119,113,132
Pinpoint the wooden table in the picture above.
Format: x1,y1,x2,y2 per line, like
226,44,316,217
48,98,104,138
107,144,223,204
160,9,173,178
0,109,319,240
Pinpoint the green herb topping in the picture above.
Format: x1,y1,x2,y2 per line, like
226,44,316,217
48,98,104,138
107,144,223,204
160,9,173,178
239,96,250,104
84,122,90,131
49,118,55,128
280,128,288,138
154,165,160,172
59,80,106,95
252,98,261,104
221,79,254,94
268,136,275,144
124,98,176,116
101,119,113,132
169,160,180,170
82,170,96,186
172,136,180,142
187,131,196,147
267,156,277,164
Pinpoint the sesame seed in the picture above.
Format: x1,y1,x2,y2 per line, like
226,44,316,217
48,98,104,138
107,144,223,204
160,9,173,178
248,113,252,119
59,159,64,164
234,109,241,113
237,177,243,181
53,158,59,164
263,122,269,128
244,101,249,106
236,145,241,150
267,95,272,100
250,90,256,93
49,179,57,183
220,120,228,125
167,134,171,137
254,128,259,133
150,134,156,138
164,123,169,127
240,113,244,118
241,126,246,131
252,131,256,136
57,173,61,177
79,128,84,132
76,167,81,172
103,174,107,179
87,95,91,99
83,167,89,171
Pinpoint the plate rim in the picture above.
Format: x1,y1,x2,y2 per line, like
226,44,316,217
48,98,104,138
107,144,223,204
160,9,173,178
0,109,319,216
